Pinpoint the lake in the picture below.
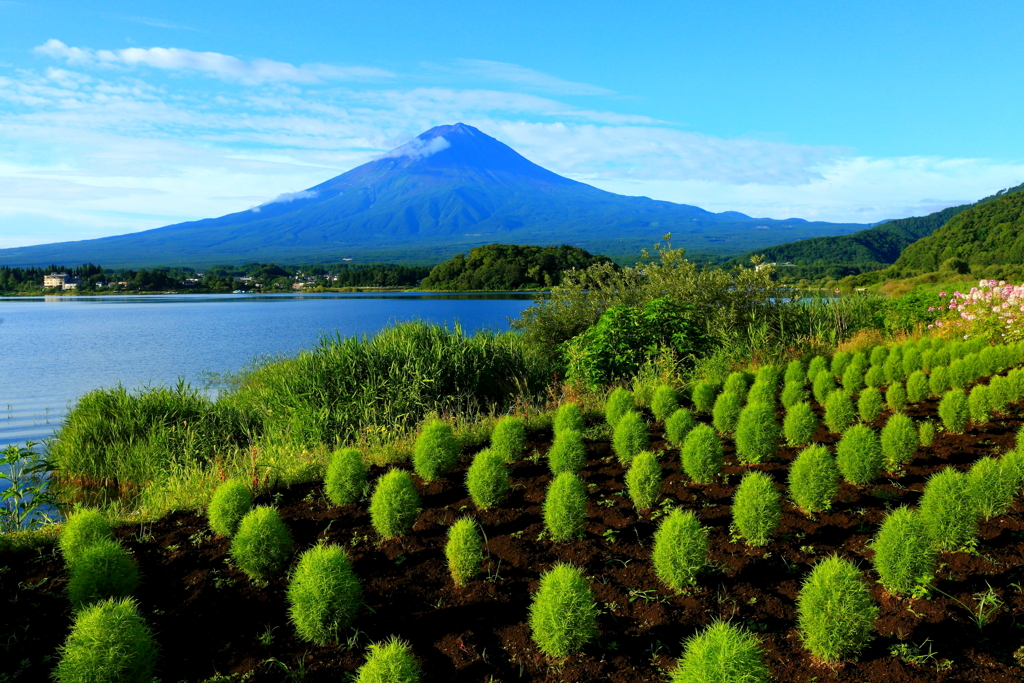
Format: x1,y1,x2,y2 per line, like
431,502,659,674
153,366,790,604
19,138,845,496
0,292,540,451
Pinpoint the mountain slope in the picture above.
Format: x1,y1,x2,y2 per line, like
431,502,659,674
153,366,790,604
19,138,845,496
0,123,873,268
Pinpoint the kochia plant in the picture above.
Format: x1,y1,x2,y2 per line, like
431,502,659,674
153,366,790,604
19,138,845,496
543,472,587,541
919,467,977,550
797,556,878,663
806,355,829,382
605,387,635,427
723,371,751,402
783,401,818,447
902,347,922,376
812,372,836,406
858,386,883,423
788,445,840,514
612,410,649,465
528,563,598,658
324,448,367,508
652,509,708,591
670,621,769,683
287,543,362,645
885,382,907,413
918,420,936,447
465,449,510,510
712,391,742,434
841,363,865,396
929,365,950,397
938,389,969,433
66,538,139,608
546,429,587,475
681,424,724,483
781,380,809,409
830,351,852,379
880,413,918,472
53,598,156,683
734,401,780,464
883,347,906,384
784,359,806,385
690,381,718,414
835,424,882,485
731,471,781,546
354,637,420,683
490,415,526,463
412,419,460,482
863,365,886,389
554,402,585,436
968,457,1015,520
906,371,929,404
625,450,662,510
823,390,856,434
230,506,293,580
59,508,114,565
369,470,421,539
650,385,680,422
871,506,936,597
869,345,888,367
664,408,697,447
444,517,483,587
746,381,776,407
968,384,992,426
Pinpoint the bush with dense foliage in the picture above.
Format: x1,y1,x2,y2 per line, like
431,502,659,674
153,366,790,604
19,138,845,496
613,410,649,465
543,472,587,541
871,506,936,597
59,508,114,565
652,509,708,591
681,424,724,484
445,517,483,587
354,637,421,683
546,429,587,475
731,471,781,546
465,449,510,510
625,451,662,510
413,419,460,482
712,392,742,434
605,387,635,427
670,621,769,683
53,598,157,683
66,538,139,608
797,556,878,663
528,563,598,658
789,445,840,514
324,448,367,508
490,415,526,463
229,506,293,580
734,401,780,464
664,408,697,447
783,401,818,447
287,543,362,645
369,470,420,540
835,424,882,485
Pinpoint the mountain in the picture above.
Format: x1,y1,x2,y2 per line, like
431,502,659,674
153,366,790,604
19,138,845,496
0,124,873,268
894,188,1024,272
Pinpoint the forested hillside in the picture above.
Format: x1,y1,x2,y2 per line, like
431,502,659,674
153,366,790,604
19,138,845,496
420,243,612,290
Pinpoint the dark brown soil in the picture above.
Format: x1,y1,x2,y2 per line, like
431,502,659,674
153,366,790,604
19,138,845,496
4,396,1024,682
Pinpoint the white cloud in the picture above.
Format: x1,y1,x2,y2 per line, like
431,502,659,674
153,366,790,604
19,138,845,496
452,59,615,96
379,136,450,160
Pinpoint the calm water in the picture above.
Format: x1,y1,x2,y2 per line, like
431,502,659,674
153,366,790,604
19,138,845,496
0,292,539,450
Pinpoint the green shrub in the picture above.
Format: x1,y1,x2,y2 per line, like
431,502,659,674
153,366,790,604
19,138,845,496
781,380,808,409
53,598,156,683
871,507,936,597
885,382,907,413
369,470,420,539
902,347,922,376
652,509,708,591
664,408,697,447
690,381,718,414
625,451,663,510
412,419,460,482
712,392,742,434
354,637,420,683
829,351,851,379
681,424,724,483
841,363,865,396
938,389,969,433
445,517,483,587
528,563,598,658
324,448,367,508
230,506,293,580
883,347,906,384
670,621,769,683
746,381,776,407
490,415,526,462
547,429,587,474
612,410,649,465
906,371,929,404
466,449,510,510
968,457,1015,520
869,345,888,367
788,445,840,514
543,472,587,541
797,556,878,663
66,539,139,608
734,401,780,464
920,349,935,373
756,364,782,387
880,413,917,471
823,390,856,433
812,372,836,406
863,365,885,389
929,365,950,397
806,355,829,382
605,387,635,427
920,467,977,550
723,371,751,402
968,384,992,426
651,386,681,422
287,543,361,645
731,471,781,546
988,376,1010,415
59,508,114,565
948,358,971,390
835,424,882,485
784,359,806,385
858,387,883,423
554,402,585,435
933,347,951,367
783,401,818,447
918,420,936,447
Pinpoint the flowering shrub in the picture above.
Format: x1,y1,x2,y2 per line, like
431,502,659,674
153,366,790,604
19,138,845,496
930,280,1024,343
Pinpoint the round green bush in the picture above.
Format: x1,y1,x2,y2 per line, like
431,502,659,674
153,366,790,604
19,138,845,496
880,413,918,472
490,415,526,463
664,408,697,447
53,597,156,683
445,517,483,587
670,621,769,683
287,543,362,645
812,371,836,406
902,347,922,376
871,506,936,597
59,508,113,565
651,385,681,422
625,451,662,510
229,505,293,580
883,347,906,384
920,349,935,373
835,424,882,485
465,448,510,510
324,448,367,508
605,387,635,427
929,365,950,397
788,445,840,514
66,538,139,608
968,456,1015,520
554,402,585,436
784,359,806,385
918,420,936,448
734,401,780,464
543,472,587,541
830,351,852,379
712,391,742,434
885,382,907,413
731,471,781,546
823,390,856,434
755,364,782,388
369,470,421,540
968,384,992,426
933,347,951,368
690,381,718,414
863,365,886,389
780,380,808,409
841,363,864,396
806,355,829,382
354,637,420,683
723,371,751,402
612,410,649,465
920,467,977,550
797,556,878,663
938,389,969,434
652,509,708,591
681,424,724,484
412,419,460,482
746,381,776,407
989,376,1011,415
546,429,587,475
783,401,818,447
869,345,889,367
857,386,883,423
948,358,971,390
906,371,929,404
528,563,598,658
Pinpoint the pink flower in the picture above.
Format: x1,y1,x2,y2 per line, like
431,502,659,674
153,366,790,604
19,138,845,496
928,306,935,311
939,291,947,297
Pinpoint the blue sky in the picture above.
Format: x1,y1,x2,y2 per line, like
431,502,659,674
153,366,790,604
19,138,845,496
2,0,1024,247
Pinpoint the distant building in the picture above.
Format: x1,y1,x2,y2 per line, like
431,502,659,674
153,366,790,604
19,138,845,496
43,272,81,290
